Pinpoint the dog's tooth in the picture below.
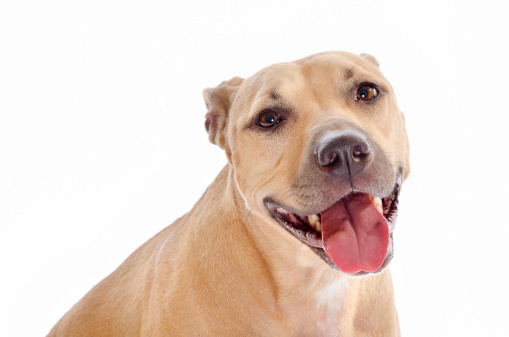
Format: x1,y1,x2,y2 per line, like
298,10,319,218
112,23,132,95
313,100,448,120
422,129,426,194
307,214,322,233
371,196,383,214
307,214,320,226
315,221,321,233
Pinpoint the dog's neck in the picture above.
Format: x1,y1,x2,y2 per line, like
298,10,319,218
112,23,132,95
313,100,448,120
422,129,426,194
176,165,367,336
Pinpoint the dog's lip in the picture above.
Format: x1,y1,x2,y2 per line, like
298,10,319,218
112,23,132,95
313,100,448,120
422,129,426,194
264,177,401,232
265,201,324,248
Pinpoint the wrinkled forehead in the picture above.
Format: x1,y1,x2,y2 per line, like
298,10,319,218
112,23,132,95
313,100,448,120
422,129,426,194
229,52,390,126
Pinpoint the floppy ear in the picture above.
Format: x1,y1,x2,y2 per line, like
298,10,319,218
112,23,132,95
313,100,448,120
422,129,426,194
203,77,244,150
360,53,380,67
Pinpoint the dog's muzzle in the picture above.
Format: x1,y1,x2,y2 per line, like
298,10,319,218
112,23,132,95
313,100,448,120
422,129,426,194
264,125,401,275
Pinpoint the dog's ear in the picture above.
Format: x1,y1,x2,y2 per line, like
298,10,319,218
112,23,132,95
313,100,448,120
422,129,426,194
360,53,380,67
203,77,244,150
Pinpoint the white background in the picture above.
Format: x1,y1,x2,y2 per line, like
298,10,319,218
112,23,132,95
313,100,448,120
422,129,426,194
1,1,508,336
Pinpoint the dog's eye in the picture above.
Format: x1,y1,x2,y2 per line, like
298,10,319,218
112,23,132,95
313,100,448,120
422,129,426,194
356,83,378,101
256,110,283,127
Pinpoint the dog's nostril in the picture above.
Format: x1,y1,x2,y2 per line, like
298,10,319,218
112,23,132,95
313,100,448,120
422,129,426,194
325,152,338,166
351,145,369,162
316,149,339,167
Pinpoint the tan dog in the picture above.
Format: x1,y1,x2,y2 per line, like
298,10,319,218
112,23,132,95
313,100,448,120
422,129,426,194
48,51,409,337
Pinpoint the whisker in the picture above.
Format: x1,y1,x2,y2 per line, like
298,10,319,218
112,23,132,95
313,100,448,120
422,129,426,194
279,193,296,205
273,184,294,196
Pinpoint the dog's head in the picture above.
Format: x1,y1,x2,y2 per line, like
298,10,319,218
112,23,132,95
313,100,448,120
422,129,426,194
203,51,409,276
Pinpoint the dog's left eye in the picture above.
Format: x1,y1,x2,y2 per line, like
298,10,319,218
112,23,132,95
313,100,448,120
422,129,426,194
356,83,378,101
256,110,283,128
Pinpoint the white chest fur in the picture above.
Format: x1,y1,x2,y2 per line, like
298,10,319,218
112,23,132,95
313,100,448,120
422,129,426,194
280,274,349,337
314,277,348,337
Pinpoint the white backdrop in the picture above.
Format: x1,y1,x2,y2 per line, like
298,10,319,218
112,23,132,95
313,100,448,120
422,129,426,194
1,1,508,336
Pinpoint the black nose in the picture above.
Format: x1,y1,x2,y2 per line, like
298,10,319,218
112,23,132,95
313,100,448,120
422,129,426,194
315,131,372,178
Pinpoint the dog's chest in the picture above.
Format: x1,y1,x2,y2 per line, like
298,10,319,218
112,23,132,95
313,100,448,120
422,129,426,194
283,277,348,337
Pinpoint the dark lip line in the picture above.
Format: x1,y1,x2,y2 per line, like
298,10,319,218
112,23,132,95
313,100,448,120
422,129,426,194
264,190,349,218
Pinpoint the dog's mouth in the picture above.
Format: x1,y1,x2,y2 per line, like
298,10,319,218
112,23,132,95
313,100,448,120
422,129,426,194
265,178,400,275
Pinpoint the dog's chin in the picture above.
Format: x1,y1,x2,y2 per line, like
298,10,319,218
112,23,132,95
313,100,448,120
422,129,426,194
263,178,400,276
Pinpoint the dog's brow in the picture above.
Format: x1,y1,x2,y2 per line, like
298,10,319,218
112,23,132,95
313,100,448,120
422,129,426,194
344,67,354,80
268,97,294,114
264,90,293,111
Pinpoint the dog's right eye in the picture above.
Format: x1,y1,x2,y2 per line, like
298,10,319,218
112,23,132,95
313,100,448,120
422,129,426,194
256,110,283,128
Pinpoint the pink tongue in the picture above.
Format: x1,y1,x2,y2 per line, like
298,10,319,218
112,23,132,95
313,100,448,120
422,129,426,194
321,193,389,274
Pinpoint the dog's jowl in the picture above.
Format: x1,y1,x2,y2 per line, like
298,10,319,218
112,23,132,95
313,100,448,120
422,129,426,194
48,51,410,337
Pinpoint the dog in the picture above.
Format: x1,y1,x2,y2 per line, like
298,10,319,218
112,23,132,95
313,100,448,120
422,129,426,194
48,51,409,336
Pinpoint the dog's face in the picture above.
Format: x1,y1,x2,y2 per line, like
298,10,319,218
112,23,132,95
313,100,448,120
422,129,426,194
204,52,409,275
